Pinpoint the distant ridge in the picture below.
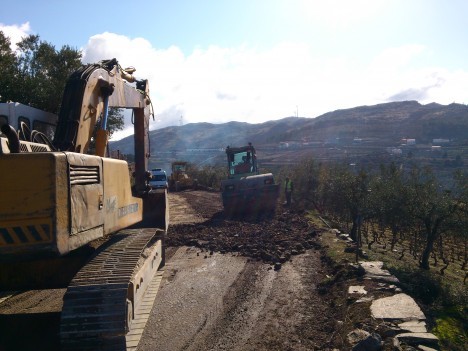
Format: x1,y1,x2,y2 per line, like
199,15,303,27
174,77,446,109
110,101,468,155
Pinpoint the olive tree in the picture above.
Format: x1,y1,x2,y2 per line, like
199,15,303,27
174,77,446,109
368,163,412,250
407,167,459,270
321,164,371,242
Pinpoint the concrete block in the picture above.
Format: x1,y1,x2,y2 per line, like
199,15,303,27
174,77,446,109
371,293,425,321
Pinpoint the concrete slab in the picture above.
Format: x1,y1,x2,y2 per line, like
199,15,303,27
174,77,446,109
417,345,439,351
356,296,374,303
398,320,428,333
395,332,439,347
348,286,367,295
360,261,391,276
371,293,425,321
360,261,400,283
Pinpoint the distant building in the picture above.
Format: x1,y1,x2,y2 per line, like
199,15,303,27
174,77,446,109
387,148,402,155
325,137,340,145
302,141,322,147
278,141,301,149
433,139,450,145
401,138,416,145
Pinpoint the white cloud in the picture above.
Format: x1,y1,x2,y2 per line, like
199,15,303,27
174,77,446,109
0,22,32,51
80,32,468,140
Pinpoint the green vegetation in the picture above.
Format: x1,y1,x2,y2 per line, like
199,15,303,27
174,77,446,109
0,31,124,138
0,31,82,113
186,163,225,190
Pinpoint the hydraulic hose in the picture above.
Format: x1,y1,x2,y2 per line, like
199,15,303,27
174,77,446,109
1,124,20,153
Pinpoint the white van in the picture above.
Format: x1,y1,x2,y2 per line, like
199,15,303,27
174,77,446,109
149,169,168,189
0,102,58,153
0,102,57,140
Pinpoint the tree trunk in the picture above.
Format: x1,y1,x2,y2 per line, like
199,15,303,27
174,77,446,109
350,216,358,242
390,226,398,251
420,224,439,270
421,240,435,269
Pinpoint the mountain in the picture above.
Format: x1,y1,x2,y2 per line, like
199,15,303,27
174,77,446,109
110,101,468,154
110,101,468,156
110,117,310,155
291,101,468,143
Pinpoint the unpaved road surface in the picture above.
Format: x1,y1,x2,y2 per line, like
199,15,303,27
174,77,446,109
0,190,340,351
139,190,339,351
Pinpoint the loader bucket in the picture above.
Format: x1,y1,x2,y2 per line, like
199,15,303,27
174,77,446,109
223,183,279,217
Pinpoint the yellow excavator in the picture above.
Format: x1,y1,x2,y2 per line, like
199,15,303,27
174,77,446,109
0,58,168,350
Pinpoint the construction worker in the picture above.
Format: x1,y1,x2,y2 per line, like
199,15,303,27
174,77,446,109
284,176,293,206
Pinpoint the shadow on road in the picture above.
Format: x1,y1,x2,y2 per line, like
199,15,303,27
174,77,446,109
0,312,60,351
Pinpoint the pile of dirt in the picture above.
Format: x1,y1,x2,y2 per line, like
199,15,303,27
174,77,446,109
168,192,322,269
166,191,326,269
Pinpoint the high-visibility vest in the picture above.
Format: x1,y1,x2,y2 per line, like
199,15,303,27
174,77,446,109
285,180,293,192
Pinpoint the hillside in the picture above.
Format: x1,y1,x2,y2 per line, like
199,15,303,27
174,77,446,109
110,101,468,155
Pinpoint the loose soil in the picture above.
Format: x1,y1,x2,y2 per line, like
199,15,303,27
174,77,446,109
139,190,346,351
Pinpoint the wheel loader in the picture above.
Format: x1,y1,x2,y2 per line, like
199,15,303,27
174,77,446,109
220,143,279,215
169,161,197,191
0,58,168,350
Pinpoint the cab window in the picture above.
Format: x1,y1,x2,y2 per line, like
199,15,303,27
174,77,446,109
17,116,31,140
18,116,31,130
152,174,167,181
33,120,56,140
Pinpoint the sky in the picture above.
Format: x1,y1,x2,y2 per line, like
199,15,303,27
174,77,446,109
2,0,468,140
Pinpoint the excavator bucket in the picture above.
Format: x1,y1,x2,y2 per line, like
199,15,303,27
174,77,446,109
140,189,169,231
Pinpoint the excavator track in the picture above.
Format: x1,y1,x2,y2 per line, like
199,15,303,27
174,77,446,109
60,228,164,351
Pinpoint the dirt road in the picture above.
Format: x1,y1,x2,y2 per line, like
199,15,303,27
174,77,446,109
139,191,339,351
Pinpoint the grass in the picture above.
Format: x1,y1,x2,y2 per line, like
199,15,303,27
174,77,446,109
307,211,467,351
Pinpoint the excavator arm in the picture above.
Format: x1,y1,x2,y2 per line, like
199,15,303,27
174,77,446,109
54,58,147,154
53,58,153,193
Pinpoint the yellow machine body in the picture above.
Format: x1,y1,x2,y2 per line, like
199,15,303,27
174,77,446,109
0,151,142,258
169,161,197,191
